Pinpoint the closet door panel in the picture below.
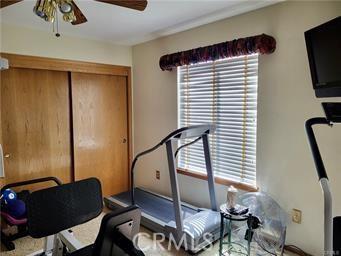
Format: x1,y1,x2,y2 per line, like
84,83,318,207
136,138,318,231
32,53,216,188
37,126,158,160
71,72,128,196
0,68,72,189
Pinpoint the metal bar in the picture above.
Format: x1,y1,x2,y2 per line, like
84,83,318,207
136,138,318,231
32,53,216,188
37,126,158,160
219,213,224,256
247,217,252,256
1,176,62,191
305,117,331,180
174,137,202,158
129,124,215,205
228,220,232,245
320,178,333,256
305,117,333,256
130,142,163,204
59,230,84,252
166,140,184,239
44,235,56,256
202,134,217,211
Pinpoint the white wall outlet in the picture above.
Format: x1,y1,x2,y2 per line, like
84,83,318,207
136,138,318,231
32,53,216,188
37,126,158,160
292,209,302,224
0,58,9,70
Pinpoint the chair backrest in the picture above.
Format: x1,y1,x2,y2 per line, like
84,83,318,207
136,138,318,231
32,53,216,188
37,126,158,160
27,178,103,238
92,205,144,256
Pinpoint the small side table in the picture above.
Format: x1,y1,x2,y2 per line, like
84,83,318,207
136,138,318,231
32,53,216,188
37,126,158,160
219,204,252,256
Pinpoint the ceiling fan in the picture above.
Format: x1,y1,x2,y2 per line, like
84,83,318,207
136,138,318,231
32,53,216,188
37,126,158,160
0,0,148,25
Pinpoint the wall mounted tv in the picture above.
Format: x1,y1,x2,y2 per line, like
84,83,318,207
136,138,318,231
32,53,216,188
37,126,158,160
305,16,341,98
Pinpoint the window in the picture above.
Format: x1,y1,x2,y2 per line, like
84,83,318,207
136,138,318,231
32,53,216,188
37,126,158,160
177,54,258,187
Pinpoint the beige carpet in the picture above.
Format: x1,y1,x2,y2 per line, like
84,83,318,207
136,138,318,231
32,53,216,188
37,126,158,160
1,213,296,256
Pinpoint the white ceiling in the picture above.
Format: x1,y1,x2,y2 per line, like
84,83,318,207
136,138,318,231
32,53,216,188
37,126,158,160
0,0,280,45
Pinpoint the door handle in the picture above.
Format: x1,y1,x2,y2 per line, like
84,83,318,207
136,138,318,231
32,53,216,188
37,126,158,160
122,138,127,143
4,153,10,158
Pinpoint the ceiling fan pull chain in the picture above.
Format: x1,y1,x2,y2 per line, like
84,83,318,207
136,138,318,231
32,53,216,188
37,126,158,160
52,16,55,33
55,11,61,37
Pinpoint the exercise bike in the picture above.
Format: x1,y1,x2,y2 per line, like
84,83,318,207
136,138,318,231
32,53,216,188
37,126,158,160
306,103,341,256
304,16,340,256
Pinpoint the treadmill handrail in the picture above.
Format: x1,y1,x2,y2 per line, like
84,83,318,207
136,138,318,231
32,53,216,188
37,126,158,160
160,124,215,143
130,142,163,204
174,137,202,158
305,117,332,181
130,124,216,205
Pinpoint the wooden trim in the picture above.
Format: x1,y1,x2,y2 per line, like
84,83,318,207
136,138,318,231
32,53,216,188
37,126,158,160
177,168,258,192
0,71,3,186
0,53,130,76
68,72,76,182
126,69,133,188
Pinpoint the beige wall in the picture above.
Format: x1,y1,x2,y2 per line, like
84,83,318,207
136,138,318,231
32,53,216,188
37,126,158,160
132,1,341,254
0,23,132,66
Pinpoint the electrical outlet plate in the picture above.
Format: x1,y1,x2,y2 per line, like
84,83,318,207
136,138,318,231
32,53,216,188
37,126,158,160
0,58,9,70
156,170,160,180
292,209,302,224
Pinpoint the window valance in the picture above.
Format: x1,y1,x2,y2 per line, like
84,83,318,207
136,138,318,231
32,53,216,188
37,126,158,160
159,33,276,71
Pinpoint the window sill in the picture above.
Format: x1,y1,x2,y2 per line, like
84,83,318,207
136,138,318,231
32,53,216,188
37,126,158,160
177,168,258,192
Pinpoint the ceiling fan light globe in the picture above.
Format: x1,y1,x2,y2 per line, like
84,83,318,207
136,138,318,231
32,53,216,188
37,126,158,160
35,9,46,18
33,4,46,18
60,3,72,14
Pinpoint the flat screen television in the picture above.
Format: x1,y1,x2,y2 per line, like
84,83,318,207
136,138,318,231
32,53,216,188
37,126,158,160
305,16,341,98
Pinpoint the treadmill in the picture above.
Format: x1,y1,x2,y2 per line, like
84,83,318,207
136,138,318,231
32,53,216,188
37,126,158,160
104,124,221,253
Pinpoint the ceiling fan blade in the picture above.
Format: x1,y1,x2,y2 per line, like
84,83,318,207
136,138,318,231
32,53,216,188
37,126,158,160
95,0,147,11
71,1,88,25
0,0,23,9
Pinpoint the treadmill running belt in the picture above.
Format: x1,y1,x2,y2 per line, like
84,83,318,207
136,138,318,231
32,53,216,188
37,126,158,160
112,188,197,224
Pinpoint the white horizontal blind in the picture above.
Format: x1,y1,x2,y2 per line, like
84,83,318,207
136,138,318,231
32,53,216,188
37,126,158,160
177,54,258,186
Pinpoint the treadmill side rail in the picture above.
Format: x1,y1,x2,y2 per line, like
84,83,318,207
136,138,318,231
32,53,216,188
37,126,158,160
202,134,218,211
166,140,184,239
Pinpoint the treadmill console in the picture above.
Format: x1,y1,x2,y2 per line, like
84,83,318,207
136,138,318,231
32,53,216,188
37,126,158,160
322,102,341,123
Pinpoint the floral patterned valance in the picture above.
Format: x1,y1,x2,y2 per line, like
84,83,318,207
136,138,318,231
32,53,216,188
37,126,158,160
159,34,276,71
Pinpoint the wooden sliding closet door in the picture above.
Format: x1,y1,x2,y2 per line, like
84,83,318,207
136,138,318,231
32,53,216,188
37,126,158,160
71,73,129,196
0,68,72,187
